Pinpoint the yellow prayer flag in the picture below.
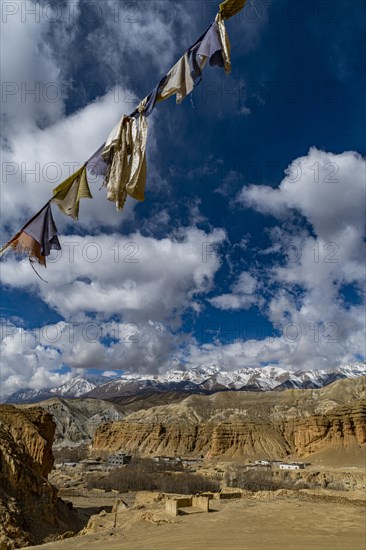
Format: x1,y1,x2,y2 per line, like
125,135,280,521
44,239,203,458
52,165,92,219
219,0,247,19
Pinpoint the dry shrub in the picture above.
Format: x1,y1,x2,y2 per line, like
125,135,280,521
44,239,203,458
53,445,89,463
224,466,316,492
86,458,220,494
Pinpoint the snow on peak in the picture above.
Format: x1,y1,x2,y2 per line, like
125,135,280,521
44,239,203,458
5,363,365,403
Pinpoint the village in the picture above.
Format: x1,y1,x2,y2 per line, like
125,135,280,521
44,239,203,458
56,453,205,472
56,452,309,473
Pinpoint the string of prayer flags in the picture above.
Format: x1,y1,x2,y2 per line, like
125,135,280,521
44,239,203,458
139,15,232,115
52,164,92,220
2,2,248,279
88,6,234,185
0,202,61,268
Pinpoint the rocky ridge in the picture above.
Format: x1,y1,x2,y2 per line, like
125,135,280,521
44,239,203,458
0,405,81,548
20,398,126,447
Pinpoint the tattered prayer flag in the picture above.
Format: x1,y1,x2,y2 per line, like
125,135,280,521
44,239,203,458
87,143,108,177
0,202,61,268
102,112,148,211
52,165,92,219
157,53,195,105
219,0,247,19
2,232,46,266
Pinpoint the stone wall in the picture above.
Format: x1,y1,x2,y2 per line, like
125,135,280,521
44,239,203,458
165,495,210,516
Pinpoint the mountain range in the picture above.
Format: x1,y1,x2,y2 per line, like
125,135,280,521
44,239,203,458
92,376,366,463
5,363,366,403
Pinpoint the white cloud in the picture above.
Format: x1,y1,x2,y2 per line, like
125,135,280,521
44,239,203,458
209,272,259,310
0,319,177,398
0,322,72,397
233,148,366,368
1,0,68,136
101,0,194,75
214,170,244,197
55,320,178,373
1,227,226,323
239,148,365,241
181,319,364,372
2,147,364,391
0,224,226,397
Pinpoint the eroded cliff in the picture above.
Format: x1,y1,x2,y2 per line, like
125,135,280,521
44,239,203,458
0,405,80,548
92,377,366,461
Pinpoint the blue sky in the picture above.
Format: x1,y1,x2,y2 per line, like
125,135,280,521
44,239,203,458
0,0,365,397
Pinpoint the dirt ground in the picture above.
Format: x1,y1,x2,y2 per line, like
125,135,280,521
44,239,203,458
28,492,366,550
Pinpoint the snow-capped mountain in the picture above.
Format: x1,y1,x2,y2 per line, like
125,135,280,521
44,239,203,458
86,363,366,399
5,375,111,404
5,364,365,403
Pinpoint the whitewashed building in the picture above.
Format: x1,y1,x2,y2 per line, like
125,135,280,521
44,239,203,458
279,463,305,470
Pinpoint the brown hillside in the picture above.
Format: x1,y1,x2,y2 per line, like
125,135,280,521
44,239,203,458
92,377,366,462
0,405,82,548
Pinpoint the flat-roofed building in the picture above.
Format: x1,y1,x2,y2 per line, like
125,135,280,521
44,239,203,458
108,453,132,466
279,463,305,470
